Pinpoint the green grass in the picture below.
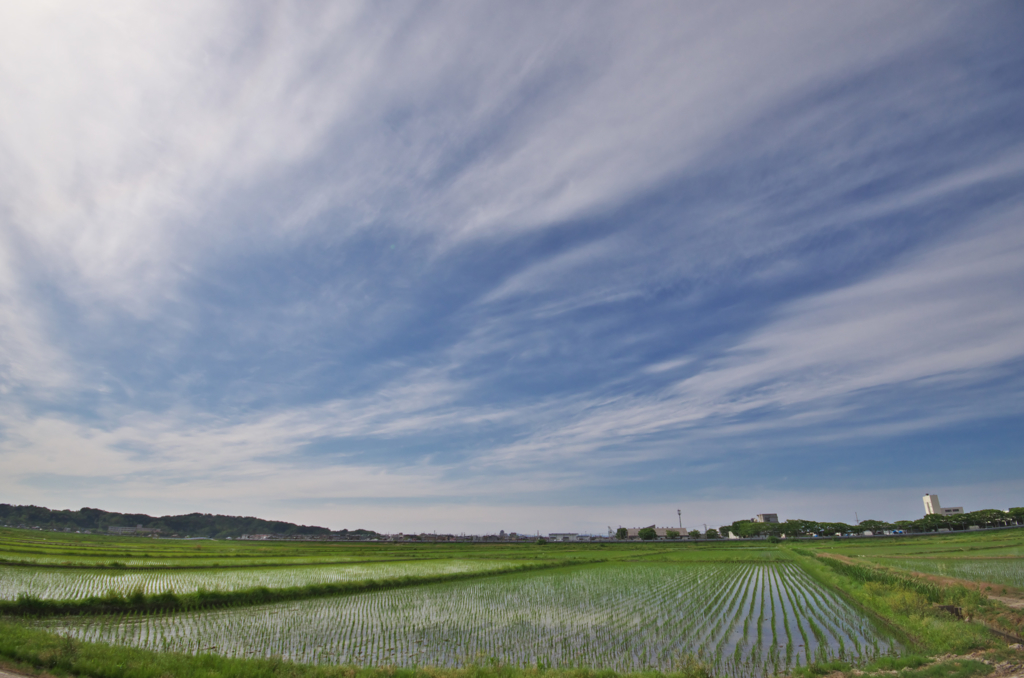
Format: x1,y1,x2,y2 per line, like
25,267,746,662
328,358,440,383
788,656,992,678
810,528,1024,559
873,558,1024,589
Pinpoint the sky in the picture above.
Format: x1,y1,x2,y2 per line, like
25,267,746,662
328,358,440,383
1,2,1022,536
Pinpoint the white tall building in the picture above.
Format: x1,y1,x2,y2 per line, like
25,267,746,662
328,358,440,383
923,494,964,516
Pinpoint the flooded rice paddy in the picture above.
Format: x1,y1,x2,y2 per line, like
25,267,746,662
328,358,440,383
51,562,903,677
0,559,518,600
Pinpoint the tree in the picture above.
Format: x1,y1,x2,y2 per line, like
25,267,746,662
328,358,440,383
780,519,816,537
857,520,892,533
965,509,1011,527
914,514,951,532
818,522,854,536
706,528,719,539
665,529,680,540
723,520,757,538
688,530,701,539
615,527,628,540
535,537,547,545
637,527,656,540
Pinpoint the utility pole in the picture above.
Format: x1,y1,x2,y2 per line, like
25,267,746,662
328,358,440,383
677,509,682,530
855,512,859,525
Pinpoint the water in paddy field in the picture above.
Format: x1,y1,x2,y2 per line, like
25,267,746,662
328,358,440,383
0,559,516,600
50,563,903,677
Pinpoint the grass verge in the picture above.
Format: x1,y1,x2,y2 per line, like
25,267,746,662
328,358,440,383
787,657,994,678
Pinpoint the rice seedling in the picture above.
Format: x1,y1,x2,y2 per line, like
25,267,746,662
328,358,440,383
0,559,521,601
50,562,902,677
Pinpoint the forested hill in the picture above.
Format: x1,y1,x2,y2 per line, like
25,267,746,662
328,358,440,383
0,504,379,540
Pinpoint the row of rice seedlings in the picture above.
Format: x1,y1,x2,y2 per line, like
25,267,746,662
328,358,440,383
880,558,1024,589
52,563,903,677
0,551,421,568
783,565,884,660
0,559,518,601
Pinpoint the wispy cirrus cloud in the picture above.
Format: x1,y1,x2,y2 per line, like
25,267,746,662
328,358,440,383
0,2,1021,530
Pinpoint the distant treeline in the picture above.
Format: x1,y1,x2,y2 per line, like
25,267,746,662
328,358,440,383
0,504,379,540
719,507,1024,539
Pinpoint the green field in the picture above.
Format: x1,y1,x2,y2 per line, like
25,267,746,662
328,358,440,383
814,527,1024,591
874,558,1024,589
0,559,524,601
44,562,901,677
1,526,1022,678
0,529,599,568
811,529,1024,558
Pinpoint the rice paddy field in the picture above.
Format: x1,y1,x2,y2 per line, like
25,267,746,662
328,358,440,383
823,528,1024,591
0,529,588,568
0,559,522,601
819,528,1024,559
4,526,1023,677
872,558,1024,589
47,562,902,677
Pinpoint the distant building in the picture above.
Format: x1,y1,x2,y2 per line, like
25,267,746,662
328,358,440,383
239,534,274,540
753,514,779,523
923,494,963,517
657,526,686,538
548,533,579,542
625,525,687,539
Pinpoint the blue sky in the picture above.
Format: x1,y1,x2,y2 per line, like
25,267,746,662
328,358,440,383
1,2,1022,534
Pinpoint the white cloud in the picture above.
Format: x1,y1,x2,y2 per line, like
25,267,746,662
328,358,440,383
0,2,959,309
0,2,1019,527
5,207,1020,510
673,208,1024,411
464,206,1024,470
